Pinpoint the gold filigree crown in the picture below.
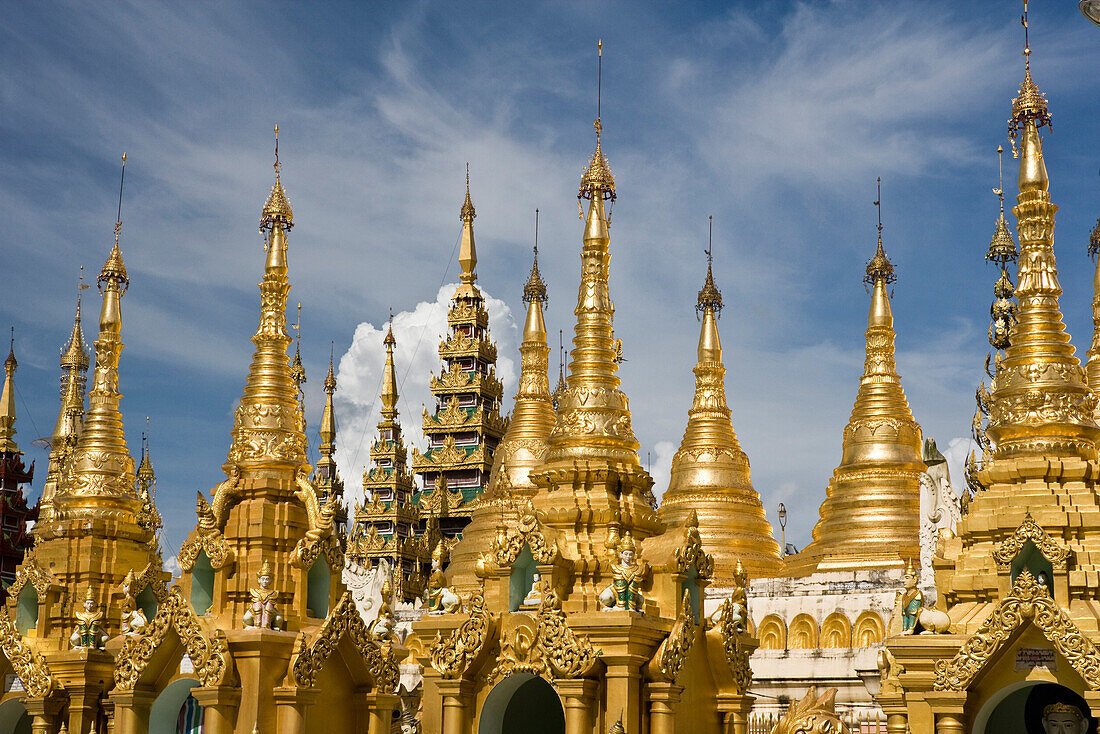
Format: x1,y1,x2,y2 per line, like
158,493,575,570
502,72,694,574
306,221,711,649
1011,68,1051,128
1043,702,1085,721
523,251,548,305
579,121,616,202
864,237,896,286
99,243,130,292
261,174,294,230
259,560,274,578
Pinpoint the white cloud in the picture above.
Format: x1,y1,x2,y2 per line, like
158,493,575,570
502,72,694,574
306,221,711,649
333,283,517,508
649,440,677,504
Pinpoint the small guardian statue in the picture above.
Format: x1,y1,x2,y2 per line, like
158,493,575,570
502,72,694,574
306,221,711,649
119,570,148,636
244,560,283,630
599,533,647,612
894,559,950,635
521,572,544,608
71,587,108,649
425,542,460,614
368,574,397,642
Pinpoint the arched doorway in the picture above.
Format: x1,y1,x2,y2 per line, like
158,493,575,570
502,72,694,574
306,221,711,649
0,698,31,734
479,673,564,734
149,677,202,734
977,681,1096,734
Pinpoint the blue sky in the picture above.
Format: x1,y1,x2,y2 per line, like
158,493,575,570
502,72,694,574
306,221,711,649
2,1,1098,569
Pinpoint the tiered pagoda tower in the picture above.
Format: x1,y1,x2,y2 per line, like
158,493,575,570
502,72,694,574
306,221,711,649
885,9,1100,731
0,338,39,600
447,242,556,596
659,247,783,581
411,172,506,539
349,322,428,602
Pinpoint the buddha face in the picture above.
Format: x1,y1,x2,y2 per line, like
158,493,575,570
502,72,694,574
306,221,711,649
258,574,272,590
1043,708,1087,734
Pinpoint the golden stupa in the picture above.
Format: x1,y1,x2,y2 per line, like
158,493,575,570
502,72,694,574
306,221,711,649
785,219,924,577
659,240,783,581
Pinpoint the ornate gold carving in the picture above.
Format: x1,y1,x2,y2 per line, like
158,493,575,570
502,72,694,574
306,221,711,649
488,584,599,682
933,570,1100,690
674,511,714,579
716,597,753,695
288,592,399,691
992,513,1071,569
489,501,560,567
179,492,235,571
429,588,493,679
0,614,54,696
115,588,231,689
771,687,849,734
654,590,696,683
7,546,57,599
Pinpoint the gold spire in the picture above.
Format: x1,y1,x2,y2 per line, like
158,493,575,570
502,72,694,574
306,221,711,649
458,164,478,286
787,191,923,575
227,130,307,470
549,71,640,465
578,40,616,206
493,235,554,490
137,423,155,489
986,2,1099,461
61,154,139,506
523,210,548,305
380,312,399,425
552,329,567,410
660,231,782,580
318,346,337,470
42,276,91,519
987,147,1019,352
0,330,19,453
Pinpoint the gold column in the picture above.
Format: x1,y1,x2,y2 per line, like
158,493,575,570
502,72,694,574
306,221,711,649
438,679,473,734
23,697,61,734
556,678,598,734
191,686,241,734
365,692,400,734
107,690,155,734
273,687,316,734
602,654,645,734
646,681,682,734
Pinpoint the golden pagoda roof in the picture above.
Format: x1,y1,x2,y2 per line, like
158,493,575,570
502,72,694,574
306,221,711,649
60,289,90,371
661,254,781,580
787,234,923,576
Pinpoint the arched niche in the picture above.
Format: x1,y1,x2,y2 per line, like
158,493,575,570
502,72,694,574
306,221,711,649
149,677,201,734
136,586,158,622
14,585,37,636
788,614,818,650
820,613,851,649
479,673,565,734
976,681,1095,734
1011,541,1055,596
0,698,31,734
307,558,331,618
190,552,214,615
680,566,700,622
757,615,786,651
508,545,537,612
853,612,885,647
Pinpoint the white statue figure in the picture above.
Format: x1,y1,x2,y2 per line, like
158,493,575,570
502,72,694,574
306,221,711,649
425,542,460,614
522,573,543,608
367,574,397,642
119,570,148,636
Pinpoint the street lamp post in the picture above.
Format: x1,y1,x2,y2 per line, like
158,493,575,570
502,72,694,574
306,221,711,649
778,502,788,557
1082,0,1100,26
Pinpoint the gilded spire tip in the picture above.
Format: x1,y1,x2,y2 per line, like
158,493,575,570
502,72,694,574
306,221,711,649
864,178,895,286
261,125,294,230
988,146,1019,263
460,162,476,221
324,342,336,392
580,41,615,203
697,216,723,317
524,209,548,305
1009,0,1052,143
